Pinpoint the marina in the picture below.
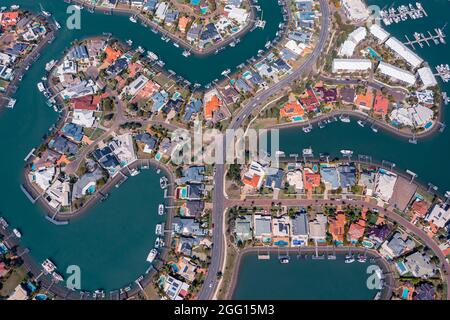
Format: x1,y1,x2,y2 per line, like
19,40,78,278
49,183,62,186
404,26,446,49
380,2,427,26
435,64,450,82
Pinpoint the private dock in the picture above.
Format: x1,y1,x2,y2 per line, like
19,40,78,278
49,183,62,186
404,27,446,50
435,64,450,83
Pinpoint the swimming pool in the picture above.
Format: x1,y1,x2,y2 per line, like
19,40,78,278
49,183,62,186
362,240,374,248
179,187,188,199
396,261,408,275
424,121,433,129
367,47,382,61
401,287,410,299
292,116,303,122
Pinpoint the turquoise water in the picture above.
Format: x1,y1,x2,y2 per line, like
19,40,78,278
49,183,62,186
279,0,450,192
232,253,379,300
0,0,283,292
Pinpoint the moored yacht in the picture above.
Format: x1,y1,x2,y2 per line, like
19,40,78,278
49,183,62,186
146,249,158,263
42,259,57,273
158,204,165,215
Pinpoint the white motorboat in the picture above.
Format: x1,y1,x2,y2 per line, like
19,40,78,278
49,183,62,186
340,150,353,157
160,176,168,189
146,249,158,263
12,228,21,238
345,257,355,263
155,223,163,235
302,127,311,133
158,204,165,215
6,99,16,109
339,115,351,123
42,259,57,273
129,16,137,23
52,272,64,282
279,257,290,264
147,51,158,61
45,60,56,72
302,147,313,157
37,82,45,92
357,120,365,127
130,169,140,176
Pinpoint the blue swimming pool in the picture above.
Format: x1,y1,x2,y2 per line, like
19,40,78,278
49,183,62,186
424,121,433,129
401,287,410,299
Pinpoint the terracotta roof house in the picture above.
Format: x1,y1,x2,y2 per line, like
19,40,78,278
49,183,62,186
411,199,430,218
299,88,320,112
373,91,389,116
204,95,222,121
178,16,190,33
356,89,374,111
280,100,304,118
348,219,366,243
329,213,346,244
303,168,320,191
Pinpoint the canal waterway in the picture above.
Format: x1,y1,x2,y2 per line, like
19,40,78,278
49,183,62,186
278,0,450,192
0,0,283,292
232,253,380,300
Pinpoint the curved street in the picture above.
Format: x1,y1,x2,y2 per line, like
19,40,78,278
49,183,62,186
197,0,331,300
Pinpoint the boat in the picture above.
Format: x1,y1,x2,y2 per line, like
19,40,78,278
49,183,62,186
45,60,56,72
339,115,350,123
158,204,165,215
340,150,353,157
302,126,311,133
54,19,61,29
345,256,355,263
147,51,158,61
155,237,165,248
279,257,290,264
129,16,137,23
160,176,168,189
42,259,57,273
155,223,163,235
52,272,64,282
93,290,105,299
182,50,191,57
146,249,158,263
173,42,180,48
10,5,20,10
12,228,21,238
357,120,365,127
6,99,16,109
37,82,45,92
130,169,140,176
371,126,378,133
229,41,236,47
126,39,133,46
318,121,325,129
302,147,313,157
155,237,161,248
357,255,367,263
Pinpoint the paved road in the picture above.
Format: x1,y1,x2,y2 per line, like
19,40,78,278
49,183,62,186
197,0,331,300
225,198,450,299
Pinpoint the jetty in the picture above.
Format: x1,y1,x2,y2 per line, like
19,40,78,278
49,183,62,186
435,64,450,83
380,2,427,26
404,26,446,50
